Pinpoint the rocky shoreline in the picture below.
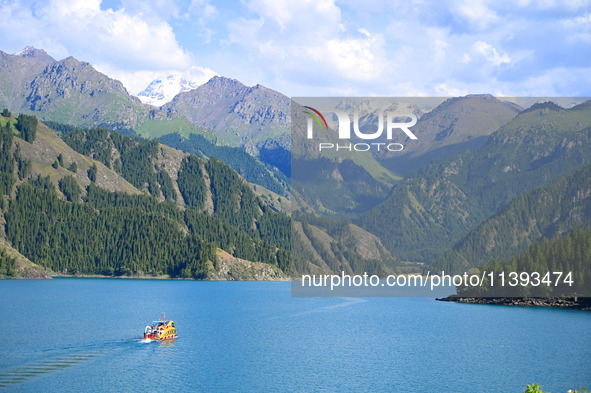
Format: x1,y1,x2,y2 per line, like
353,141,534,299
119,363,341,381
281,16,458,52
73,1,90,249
436,296,591,311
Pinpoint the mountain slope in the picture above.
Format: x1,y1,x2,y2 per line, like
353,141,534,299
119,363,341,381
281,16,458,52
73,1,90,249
358,100,591,262
0,48,207,139
158,132,289,196
291,213,403,276
379,95,521,175
26,56,149,126
0,47,55,112
0,238,50,279
162,76,290,151
0,114,293,278
433,163,591,273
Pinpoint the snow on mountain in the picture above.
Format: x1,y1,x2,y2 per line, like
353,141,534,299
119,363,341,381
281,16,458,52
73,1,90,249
137,73,201,107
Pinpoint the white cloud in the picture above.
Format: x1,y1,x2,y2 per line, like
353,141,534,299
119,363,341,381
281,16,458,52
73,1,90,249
227,0,387,90
1,0,589,97
471,41,510,66
452,0,499,30
35,0,193,70
435,83,469,96
516,0,591,10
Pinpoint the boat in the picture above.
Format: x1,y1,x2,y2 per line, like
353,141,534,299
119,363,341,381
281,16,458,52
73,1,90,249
142,314,177,341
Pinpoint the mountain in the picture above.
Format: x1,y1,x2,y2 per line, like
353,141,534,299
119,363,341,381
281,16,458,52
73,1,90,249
158,132,289,196
291,212,406,276
0,47,55,112
357,100,591,263
456,226,591,297
0,112,293,278
14,46,55,63
137,73,200,107
434,163,591,273
0,47,204,138
0,238,51,279
289,96,519,219
1,47,291,162
1,112,404,278
162,76,291,151
26,56,154,126
378,95,521,176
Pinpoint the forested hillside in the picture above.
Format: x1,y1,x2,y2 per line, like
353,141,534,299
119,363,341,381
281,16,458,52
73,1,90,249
1,111,398,279
0,111,292,278
158,132,288,195
358,101,591,262
458,226,591,296
433,163,591,273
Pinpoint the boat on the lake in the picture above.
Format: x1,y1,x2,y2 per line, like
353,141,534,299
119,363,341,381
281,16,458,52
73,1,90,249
143,315,177,341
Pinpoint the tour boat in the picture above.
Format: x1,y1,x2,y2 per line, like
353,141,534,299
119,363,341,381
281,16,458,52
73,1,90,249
142,314,177,342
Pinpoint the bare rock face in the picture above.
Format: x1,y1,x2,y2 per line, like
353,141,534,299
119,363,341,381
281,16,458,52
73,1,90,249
207,249,287,281
0,47,55,110
0,47,153,128
162,76,291,149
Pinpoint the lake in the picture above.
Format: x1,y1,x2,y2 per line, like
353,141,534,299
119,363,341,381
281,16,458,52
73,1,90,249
0,279,589,392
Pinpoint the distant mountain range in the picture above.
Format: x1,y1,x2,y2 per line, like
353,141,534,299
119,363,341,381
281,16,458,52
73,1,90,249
0,47,291,153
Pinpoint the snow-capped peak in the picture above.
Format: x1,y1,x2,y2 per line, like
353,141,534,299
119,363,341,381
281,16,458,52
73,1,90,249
137,73,200,107
15,46,37,56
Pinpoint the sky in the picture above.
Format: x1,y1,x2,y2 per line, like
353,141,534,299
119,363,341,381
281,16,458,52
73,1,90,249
0,0,590,97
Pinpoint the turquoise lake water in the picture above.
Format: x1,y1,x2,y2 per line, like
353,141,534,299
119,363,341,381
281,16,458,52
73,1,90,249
0,278,589,392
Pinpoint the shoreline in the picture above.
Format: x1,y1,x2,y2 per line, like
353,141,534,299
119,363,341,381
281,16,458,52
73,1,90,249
47,272,290,282
436,295,591,311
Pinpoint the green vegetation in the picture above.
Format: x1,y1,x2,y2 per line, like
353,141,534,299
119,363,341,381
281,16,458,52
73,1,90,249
156,167,176,201
524,384,544,393
4,177,291,277
134,118,202,139
15,113,38,143
13,143,31,180
88,163,97,182
177,155,206,210
159,133,288,196
293,157,390,218
0,247,17,277
459,227,591,296
5,177,216,278
434,163,591,273
60,124,174,199
0,120,15,195
1,117,293,277
523,384,587,393
59,175,81,202
358,104,591,263
1,108,11,117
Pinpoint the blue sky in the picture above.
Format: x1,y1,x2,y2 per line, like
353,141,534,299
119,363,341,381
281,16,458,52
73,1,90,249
0,0,590,97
